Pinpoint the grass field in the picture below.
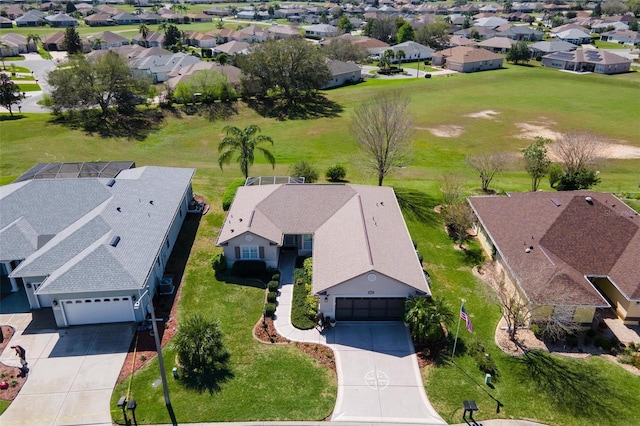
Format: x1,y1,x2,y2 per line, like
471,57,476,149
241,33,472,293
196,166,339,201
1,64,640,425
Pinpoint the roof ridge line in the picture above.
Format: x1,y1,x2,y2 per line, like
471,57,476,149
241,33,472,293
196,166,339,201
356,194,374,266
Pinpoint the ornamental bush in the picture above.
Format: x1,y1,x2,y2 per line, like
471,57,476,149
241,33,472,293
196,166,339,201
325,164,346,182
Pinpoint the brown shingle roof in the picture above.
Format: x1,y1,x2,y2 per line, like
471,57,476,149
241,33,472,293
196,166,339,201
469,191,640,306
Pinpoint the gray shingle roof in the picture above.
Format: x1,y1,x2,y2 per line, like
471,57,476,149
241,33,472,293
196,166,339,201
218,184,431,296
3,166,194,295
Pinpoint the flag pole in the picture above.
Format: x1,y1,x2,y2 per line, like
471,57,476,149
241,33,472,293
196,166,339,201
451,299,465,359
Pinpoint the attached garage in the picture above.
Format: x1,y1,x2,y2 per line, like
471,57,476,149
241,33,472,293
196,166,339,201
62,297,135,326
335,297,406,321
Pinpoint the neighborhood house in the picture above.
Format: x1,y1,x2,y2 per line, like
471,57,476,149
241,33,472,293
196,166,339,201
0,164,195,328
468,191,640,325
217,184,431,321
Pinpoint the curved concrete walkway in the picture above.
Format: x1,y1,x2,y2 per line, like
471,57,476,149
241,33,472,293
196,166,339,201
273,251,445,425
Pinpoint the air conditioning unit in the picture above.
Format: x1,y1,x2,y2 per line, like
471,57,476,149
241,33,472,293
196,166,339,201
159,276,175,295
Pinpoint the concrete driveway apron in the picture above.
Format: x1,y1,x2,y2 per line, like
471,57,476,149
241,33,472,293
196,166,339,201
0,312,134,426
331,322,446,425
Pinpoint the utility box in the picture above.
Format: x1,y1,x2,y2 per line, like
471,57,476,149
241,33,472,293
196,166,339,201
485,373,491,385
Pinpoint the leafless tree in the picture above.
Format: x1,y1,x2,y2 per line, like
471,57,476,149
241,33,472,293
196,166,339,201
351,92,413,186
553,131,604,174
466,152,508,192
492,272,530,341
440,173,465,206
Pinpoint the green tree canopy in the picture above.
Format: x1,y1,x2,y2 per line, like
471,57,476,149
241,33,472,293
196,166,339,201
522,136,551,191
47,51,151,117
337,15,354,33
0,74,23,116
415,22,451,50
162,24,182,49
404,296,454,345
323,38,367,63
218,124,276,178
238,38,331,102
364,16,397,43
506,40,532,65
396,22,415,43
63,26,82,55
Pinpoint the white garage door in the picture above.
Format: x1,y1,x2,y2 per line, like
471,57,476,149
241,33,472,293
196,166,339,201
62,297,135,326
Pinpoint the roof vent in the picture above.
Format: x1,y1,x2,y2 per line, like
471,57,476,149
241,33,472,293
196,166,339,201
106,178,116,187
109,236,121,247
116,207,122,212
585,196,593,205
525,247,531,253
149,200,154,205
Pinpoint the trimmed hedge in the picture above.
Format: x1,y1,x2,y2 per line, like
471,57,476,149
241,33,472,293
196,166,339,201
232,260,267,278
264,303,276,317
267,280,279,292
267,291,278,303
325,164,346,182
211,253,227,273
222,179,245,211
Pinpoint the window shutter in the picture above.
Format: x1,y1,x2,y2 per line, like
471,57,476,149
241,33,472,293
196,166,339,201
235,246,240,259
297,236,303,249
259,246,264,259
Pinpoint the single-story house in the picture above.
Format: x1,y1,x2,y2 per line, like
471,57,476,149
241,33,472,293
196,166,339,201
591,21,629,32
268,25,301,39
529,40,577,56
381,41,435,62
184,31,216,48
1,165,196,328
87,31,130,50
0,16,13,29
432,46,503,72
1,33,29,54
132,30,165,48
213,40,250,56
84,13,114,27
495,24,543,41
474,16,508,29
15,10,46,27
217,184,431,321
541,49,631,74
44,13,79,27
323,60,361,89
600,29,640,46
166,62,242,89
131,52,201,83
304,23,339,38
555,28,592,45
453,26,496,41
468,191,640,325
112,12,141,25
477,36,515,53
42,31,66,51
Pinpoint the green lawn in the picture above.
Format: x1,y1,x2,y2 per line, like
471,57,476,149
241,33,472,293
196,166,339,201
1,65,640,425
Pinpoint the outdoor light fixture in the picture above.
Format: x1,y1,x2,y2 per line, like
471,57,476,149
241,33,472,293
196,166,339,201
52,300,58,306
26,283,32,289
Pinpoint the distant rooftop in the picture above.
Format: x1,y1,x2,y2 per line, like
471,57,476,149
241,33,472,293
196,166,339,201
14,161,135,182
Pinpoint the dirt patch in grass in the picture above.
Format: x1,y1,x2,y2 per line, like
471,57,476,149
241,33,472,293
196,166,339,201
426,125,464,138
465,110,500,119
295,342,336,373
515,122,640,159
253,316,289,344
0,326,27,401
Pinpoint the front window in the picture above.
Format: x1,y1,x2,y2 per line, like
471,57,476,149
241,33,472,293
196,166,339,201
302,234,313,251
241,246,259,259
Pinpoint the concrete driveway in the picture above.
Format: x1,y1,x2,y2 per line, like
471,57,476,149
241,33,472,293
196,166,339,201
0,311,134,426
331,322,446,425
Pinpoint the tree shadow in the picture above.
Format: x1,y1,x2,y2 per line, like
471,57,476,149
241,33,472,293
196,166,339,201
178,362,234,394
180,102,238,122
49,109,165,140
216,273,267,289
0,114,27,122
518,350,617,421
458,245,485,267
393,187,439,225
245,93,342,121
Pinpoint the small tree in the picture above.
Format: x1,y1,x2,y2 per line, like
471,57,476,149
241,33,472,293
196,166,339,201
551,131,603,191
395,49,406,66
139,23,149,48
172,314,230,381
337,15,354,33
0,73,23,116
63,26,82,55
351,91,413,186
466,152,508,192
522,136,551,191
506,40,532,65
289,161,319,183
396,22,415,43
495,279,529,341
26,33,41,52
404,296,454,345
441,201,475,247
440,173,465,206
325,164,347,182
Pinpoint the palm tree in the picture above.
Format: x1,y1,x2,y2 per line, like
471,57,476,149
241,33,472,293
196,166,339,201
139,23,149,48
26,34,41,53
91,36,104,50
396,49,406,67
0,41,8,69
404,296,454,345
218,125,276,179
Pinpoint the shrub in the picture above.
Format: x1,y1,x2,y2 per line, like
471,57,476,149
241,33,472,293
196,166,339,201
586,328,597,338
232,260,267,278
222,179,245,211
140,355,147,361
172,314,230,377
211,253,227,274
325,164,347,182
594,336,613,351
289,161,319,183
264,303,276,317
267,291,277,303
416,249,424,264
272,273,280,282
467,337,499,377
267,280,279,292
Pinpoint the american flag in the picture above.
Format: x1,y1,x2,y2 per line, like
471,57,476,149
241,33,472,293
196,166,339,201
460,306,473,333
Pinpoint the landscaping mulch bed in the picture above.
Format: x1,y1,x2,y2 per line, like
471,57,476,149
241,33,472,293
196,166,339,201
116,286,181,385
253,317,289,344
0,325,27,401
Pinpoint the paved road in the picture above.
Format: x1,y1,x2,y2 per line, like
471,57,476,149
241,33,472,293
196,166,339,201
1,52,63,113
0,311,134,426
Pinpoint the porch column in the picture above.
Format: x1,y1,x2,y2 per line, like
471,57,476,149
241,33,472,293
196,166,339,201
3,261,19,292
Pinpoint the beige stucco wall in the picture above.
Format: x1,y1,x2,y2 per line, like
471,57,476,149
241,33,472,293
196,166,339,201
318,272,419,318
591,276,640,321
223,232,280,269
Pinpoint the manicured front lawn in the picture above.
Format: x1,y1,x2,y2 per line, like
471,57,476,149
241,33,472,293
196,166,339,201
1,64,639,425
